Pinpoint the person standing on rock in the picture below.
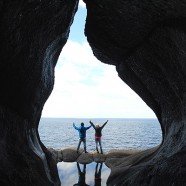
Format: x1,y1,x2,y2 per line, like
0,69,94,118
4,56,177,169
89,120,108,154
73,122,91,153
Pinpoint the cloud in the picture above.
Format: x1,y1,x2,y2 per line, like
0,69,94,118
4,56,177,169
41,40,156,118
79,0,86,8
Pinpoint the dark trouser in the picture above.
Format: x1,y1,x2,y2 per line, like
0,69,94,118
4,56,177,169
95,139,103,154
77,138,86,152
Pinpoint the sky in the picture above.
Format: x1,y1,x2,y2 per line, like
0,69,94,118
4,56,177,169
41,0,156,118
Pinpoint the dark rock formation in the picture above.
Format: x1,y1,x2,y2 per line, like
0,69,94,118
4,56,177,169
1,0,185,185
105,147,158,169
84,0,186,185
0,0,78,185
48,148,63,163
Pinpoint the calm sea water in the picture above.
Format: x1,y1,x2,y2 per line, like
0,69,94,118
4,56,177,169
39,118,162,152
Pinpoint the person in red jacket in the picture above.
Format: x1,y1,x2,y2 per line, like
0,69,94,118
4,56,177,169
89,120,108,154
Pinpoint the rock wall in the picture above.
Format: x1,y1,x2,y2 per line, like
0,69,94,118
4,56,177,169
1,0,186,185
84,0,186,185
0,0,78,185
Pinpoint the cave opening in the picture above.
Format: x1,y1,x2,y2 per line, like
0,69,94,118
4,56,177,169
1,0,185,185
38,0,162,169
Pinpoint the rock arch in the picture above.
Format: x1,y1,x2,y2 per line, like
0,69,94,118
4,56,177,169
0,0,78,185
0,0,186,185
84,0,186,185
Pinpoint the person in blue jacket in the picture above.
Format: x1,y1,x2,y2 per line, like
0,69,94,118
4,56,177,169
73,122,91,153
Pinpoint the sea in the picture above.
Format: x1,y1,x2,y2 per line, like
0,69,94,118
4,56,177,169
39,118,162,152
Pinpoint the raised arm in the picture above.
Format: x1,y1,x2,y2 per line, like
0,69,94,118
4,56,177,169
101,120,108,129
89,120,96,129
73,123,79,130
85,125,92,130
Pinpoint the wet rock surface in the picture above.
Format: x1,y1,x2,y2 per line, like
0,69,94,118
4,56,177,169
62,148,83,162
77,152,94,164
49,147,141,165
84,0,186,185
0,1,78,185
93,153,106,163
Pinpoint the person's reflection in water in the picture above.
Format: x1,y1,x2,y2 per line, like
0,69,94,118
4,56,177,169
94,163,103,186
74,162,90,186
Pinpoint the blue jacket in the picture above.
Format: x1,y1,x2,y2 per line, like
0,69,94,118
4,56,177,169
73,123,91,139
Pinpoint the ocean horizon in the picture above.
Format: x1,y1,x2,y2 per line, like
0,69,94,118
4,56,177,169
39,118,162,152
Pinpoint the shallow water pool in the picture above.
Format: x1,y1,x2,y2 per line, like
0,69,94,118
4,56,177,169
57,162,111,186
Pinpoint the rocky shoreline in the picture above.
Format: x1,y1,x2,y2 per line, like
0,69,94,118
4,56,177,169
48,147,148,167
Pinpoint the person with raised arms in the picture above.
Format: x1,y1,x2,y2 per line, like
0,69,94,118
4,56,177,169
73,122,91,153
89,120,108,154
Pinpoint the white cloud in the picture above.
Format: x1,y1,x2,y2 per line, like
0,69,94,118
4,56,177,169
79,0,86,8
41,40,156,118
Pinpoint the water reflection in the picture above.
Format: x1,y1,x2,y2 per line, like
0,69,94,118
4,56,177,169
57,162,110,186
95,163,103,186
74,163,89,186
